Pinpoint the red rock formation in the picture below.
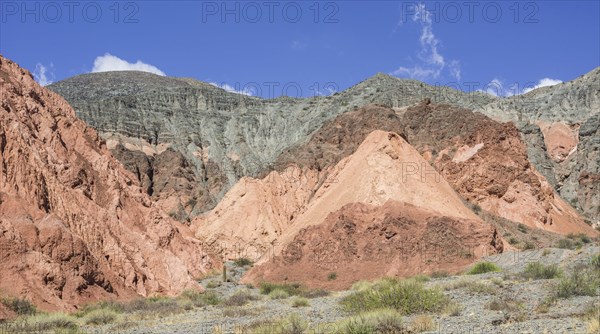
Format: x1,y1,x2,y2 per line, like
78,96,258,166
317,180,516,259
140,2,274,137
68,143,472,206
242,201,503,289
537,121,579,163
196,130,503,287
0,55,215,316
401,102,597,236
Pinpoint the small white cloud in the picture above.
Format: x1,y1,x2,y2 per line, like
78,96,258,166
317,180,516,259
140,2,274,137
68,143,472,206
448,60,461,81
33,63,54,86
478,77,561,97
291,40,308,50
209,82,254,96
392,66,439,81
522,78,562,94
314,85,337,96
477,78,505,97
91,53,165,76
392,3,461,81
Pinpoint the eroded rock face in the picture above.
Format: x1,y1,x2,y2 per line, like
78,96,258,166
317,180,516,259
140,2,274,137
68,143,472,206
48,72,494,221
401,102,596,236
0,56,215,314
475,68,600,223
194,129,489,265
273,103,595,236
241,201,503,290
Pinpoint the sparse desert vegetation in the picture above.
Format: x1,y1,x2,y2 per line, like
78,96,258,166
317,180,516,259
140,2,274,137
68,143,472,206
340,277,449,314
520,262,563,280
552,257,600,299
2,249,598,333
0,296,37,316
466,262,501,275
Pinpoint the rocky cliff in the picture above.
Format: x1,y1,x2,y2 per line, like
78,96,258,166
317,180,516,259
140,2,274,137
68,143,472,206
0,56,215,313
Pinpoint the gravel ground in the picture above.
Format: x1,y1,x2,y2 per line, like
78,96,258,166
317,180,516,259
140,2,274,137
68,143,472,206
77,246,598,334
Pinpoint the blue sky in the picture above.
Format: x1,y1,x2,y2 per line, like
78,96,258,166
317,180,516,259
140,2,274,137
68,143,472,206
1,1,599,97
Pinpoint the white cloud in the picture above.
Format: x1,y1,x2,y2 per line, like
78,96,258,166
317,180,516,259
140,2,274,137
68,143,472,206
291,40,308,50
33,63,54,86
522,78,562,94
478,78,507,97
392,3,461,81
209,82,255,96
91,53,165,76
314,85,337,96
478,77,562,97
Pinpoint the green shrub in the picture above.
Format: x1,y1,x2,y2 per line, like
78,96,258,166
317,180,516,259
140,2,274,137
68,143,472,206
268,288,290,300
340,277,449,315
74,301,123,318
542,249,551,256
0,296,37,315
410,314,436,332
333,309,404,334
258,282,327,299
444,279,496,295
517,224,529,233
250,314,307,334
522,241,536,250
22,313,78,331
554,268,600,298
205,280,221,289
224,290,258,306
485,297,524,313
485,297,527,322
298,288,329,298
291,297,309,308
121,297,180,315
443,303,463,316
181,289,220,307
327,272,338,281
591,254,600,269
568,233,591,244
233,258,253,267
178,299,194,311
466,262,501,275
411,275,430,283
430,271,450,279
521,262,562,280
557,238,577,249
259,282,301,296
557,234,590,250
84,308,119,325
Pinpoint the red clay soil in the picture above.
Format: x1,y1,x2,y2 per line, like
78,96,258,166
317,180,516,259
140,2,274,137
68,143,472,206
0,55,216,317
241,201,503,290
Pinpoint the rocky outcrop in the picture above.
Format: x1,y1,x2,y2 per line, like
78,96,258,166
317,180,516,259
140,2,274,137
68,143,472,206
194,130,492,264
401,101,596,236
0,56,215,313
242,201,503,290
475,68,600,222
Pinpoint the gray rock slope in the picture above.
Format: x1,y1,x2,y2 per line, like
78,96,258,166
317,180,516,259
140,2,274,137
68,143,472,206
48,68,599,222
